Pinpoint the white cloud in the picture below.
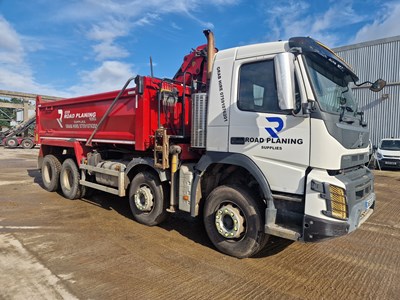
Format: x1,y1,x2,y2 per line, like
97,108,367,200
86,18,131,61
92,42,129,61
56,0,198,22
1,1,240,97
0,15,66,96
78,0,225,62
264,0,366,46
311,2,365,32
87,19,129,41
86,13,161,61
352,2,400,43
0,68,71,98
265,0,310,39
68,61,136,96
171,22,182,30
56,0,236,37
133,13,160,27
210,0,240,4
0,15,24,65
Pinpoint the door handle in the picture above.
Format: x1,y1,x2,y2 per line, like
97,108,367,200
230,137,245,145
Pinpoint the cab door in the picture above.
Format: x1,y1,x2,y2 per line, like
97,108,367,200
228,56,310,195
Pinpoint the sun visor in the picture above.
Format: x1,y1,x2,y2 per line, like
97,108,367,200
289,37,359,82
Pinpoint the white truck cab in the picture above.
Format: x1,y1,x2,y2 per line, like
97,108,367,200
195,36,384,256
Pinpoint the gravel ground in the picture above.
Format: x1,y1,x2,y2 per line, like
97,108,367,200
1,147,400,299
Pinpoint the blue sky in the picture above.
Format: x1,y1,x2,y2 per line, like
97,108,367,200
1,0,400,98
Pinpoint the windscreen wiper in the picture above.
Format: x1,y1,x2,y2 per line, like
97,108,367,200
357,111,367,127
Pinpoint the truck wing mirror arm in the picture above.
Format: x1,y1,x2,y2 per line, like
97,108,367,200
354,79,386,92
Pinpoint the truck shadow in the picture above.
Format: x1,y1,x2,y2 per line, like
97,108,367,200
28,168,293,258
80,190,294,258
159,214,294,258
27,168,134,219
28,168,44,187
253,237,294,258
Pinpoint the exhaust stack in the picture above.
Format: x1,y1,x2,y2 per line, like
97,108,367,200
203,29,216,80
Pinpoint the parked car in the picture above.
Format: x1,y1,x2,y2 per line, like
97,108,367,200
375,138,400,170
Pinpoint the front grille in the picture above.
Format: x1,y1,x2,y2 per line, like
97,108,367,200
337,166,373,203
355,182,372,200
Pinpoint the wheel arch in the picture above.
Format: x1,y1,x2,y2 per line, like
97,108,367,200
190,152,273,217
125,157,169,189
38,142,82,169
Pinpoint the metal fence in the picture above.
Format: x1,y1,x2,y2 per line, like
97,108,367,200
334,36,400,146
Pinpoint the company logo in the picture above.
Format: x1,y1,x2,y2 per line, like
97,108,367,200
265,117,284,138
57,109,63,128
242,116,302,150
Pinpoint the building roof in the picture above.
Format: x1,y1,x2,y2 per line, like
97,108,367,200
334,35,400,52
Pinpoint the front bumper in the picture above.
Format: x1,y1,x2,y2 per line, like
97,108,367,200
302,166,375,242
303,190,375,242
302,214,349,242
376,158,400,169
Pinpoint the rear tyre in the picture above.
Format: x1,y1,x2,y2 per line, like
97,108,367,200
128,171,167,226
5,137,18,148
41,155,62,192
60,158,84,199
203,185,268,258
21,138,34,149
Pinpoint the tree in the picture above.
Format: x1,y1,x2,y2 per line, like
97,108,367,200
0,98,23,128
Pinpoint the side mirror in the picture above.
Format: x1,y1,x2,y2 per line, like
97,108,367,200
274,52,295,110
370,79,386,92
373,145,378,151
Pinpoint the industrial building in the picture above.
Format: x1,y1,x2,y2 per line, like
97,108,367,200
334,35,400,146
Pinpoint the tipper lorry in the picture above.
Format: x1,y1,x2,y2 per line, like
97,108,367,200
2,116,36,148
36,30,385,258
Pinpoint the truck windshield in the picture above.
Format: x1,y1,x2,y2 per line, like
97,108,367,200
305,55,357,115
380,140,400,151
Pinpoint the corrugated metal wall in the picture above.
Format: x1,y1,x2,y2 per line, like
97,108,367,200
334,36,400,146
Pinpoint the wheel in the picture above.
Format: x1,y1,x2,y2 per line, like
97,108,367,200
21,138,34,149
203,185,268,258
128,171,167,226
5,137,18,148
41,155,62,192
60,158,84,199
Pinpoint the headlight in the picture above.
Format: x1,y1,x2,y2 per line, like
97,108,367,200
376,152,382,159
312,180,348,220
328,185,347,220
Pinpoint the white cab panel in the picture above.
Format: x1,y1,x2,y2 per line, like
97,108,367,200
305,168,345,221
310,119,369,169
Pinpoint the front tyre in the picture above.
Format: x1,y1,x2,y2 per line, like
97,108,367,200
204,185,268,258
128,171,167,226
